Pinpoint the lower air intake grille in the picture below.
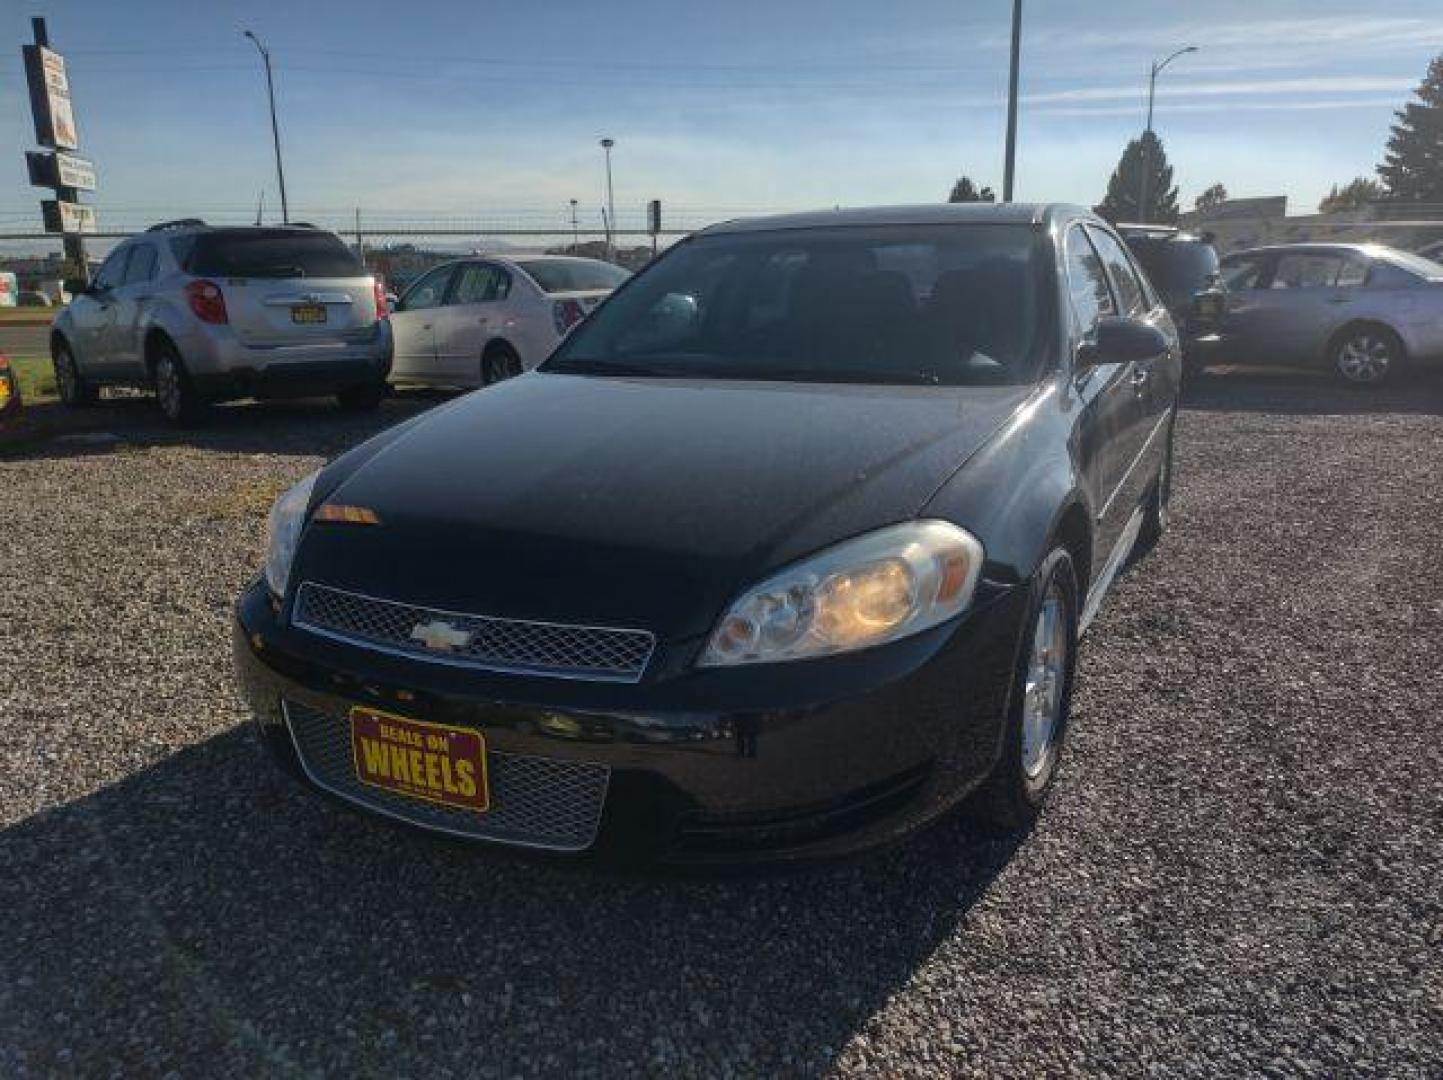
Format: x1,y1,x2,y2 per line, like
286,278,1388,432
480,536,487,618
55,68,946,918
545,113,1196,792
282,700,609,851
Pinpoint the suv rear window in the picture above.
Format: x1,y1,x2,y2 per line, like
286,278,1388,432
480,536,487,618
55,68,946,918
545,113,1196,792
177,230,364,279
1127,239,1219,302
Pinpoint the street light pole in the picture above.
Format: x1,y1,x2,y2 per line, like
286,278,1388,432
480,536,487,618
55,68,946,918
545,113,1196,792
243,30,289,224
569,198,579,251
600,138,616,261
1138,45,1196,224
1002,0,1023,202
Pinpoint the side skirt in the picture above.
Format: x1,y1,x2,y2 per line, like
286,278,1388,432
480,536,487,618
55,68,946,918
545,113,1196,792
1079,505,1143,634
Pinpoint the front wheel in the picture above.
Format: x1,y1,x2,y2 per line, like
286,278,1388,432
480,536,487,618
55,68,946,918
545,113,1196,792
53,341,98,407
1331,326,1402,386
967,546,1080,831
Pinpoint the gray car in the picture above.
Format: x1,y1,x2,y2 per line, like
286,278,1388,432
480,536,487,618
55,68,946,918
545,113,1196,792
51,220,392,423
1211,242,1443,384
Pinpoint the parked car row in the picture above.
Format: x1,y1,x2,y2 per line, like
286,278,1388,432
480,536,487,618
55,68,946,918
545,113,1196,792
46,220,630,424
1114,226,1443,385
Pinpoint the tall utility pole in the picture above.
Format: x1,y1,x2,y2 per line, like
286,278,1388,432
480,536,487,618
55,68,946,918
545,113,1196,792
1138,45,1197,223
569,198,579,250
1002,0,1022,202
600,138,616,261
243,30,289,224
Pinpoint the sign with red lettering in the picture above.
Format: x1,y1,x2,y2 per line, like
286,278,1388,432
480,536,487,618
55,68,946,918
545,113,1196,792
350,707,490,812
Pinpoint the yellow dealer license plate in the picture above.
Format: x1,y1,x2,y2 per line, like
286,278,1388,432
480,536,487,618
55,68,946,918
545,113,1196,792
291,303,327,324
350,707,490,812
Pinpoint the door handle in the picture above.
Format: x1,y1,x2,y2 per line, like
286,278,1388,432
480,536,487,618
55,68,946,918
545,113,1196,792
1327,295,1351,304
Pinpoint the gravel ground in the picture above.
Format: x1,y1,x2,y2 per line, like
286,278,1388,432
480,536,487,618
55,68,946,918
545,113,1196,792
2,372,1441,1077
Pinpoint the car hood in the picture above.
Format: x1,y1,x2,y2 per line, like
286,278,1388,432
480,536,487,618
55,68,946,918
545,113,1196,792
294,372,1034,641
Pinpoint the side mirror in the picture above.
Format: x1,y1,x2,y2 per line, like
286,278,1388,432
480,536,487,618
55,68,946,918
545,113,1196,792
1078,315,1169,369
385,292,400,309
63,277,89,297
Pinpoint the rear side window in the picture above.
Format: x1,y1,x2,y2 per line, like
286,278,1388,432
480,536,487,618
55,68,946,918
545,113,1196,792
182,230,364,279
123,244,158,285
517,259,631,293
450,264,510,304
93,248,130,289
1087,227,1148,317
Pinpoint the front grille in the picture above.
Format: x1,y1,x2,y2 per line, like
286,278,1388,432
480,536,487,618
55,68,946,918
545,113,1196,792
282,700,610,851
292,582,655,683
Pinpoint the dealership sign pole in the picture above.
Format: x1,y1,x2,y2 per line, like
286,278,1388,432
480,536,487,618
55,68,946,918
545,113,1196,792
22,16,97,290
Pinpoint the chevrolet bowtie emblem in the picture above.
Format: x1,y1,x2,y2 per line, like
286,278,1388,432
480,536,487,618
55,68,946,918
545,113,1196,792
409,619,472,653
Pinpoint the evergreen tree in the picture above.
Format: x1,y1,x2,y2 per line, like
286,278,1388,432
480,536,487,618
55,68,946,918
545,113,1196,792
1095,131,1180,224
1194,183,1229,212
947,176,996,203
1378,54,1443,204
1319,176,1385,213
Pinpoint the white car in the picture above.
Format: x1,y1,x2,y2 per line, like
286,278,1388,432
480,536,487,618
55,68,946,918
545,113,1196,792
388,255,630,387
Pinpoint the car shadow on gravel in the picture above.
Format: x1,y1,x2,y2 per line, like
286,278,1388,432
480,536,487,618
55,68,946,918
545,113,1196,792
0,726,1022,1076
0,390,454,461
1182,365,1443,416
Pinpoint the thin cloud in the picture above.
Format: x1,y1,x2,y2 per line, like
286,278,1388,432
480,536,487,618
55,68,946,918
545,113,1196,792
1026,76,1414,105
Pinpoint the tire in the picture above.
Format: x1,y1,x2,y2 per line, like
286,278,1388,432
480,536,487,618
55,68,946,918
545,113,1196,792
336,381,387,411
481,343,523,386
967,546,1080,832
1330,324,1403,386
1136,420,1174,551
151,339,205,426
53,340,98,407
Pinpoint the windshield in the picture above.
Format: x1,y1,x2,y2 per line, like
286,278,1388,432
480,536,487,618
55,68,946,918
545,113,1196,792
518,258,631,293
180,230,365,279
546,224,1047,386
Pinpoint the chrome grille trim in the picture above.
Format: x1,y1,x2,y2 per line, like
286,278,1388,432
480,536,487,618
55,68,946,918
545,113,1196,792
291,582,655,683
281,700,609,852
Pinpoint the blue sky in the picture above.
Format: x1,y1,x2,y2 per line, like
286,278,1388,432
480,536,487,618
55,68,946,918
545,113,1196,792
1,0,1439,235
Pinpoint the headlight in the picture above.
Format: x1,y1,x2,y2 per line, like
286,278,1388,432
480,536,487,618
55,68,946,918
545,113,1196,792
264,471,319,597
699,520,985,667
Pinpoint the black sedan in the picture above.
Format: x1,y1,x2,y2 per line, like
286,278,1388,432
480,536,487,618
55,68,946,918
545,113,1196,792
234,203,1180,863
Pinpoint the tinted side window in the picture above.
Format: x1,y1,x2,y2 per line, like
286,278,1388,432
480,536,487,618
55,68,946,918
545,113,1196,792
400,265,454,311
1221,255,1268,290
123,244,158,285
1065,228,1115,334
451,264,513,304
94,248,130,289
1367,262,1422,288
1337,255,1369,287
1272,253,1343,289
1087,227,1147,317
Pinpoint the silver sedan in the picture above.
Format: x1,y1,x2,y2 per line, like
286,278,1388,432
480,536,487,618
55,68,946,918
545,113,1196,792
1211,243,1443,384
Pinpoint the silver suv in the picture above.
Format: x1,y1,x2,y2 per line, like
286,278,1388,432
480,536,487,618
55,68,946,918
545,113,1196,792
51,219,393,423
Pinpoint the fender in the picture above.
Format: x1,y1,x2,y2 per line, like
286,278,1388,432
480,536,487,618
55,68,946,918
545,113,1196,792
138,298,198,368
922,376,1095,592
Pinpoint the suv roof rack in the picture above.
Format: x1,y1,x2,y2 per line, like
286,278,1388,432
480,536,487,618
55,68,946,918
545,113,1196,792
146,218,208,232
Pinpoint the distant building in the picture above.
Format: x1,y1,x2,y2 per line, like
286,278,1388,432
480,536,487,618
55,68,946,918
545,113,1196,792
1182,196,1443,253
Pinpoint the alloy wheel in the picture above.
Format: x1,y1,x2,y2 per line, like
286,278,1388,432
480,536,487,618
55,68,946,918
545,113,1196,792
55,350,77,402
156,355,183,419
1336,333,1392,385
1020,583,1068,782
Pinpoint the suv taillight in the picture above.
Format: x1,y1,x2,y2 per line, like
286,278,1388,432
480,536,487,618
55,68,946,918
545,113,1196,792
553,298,586,336
185,279,228,325
373,279,389,319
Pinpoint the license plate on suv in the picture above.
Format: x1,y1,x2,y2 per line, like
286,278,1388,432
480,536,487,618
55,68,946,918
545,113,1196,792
350,707,490,812
291,303,328,324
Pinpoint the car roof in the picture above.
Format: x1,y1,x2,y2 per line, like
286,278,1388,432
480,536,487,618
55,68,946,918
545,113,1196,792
696,202,1095,235
1223,241,1390,259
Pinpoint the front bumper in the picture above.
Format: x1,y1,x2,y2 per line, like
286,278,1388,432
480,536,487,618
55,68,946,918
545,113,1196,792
234,579,1029,863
